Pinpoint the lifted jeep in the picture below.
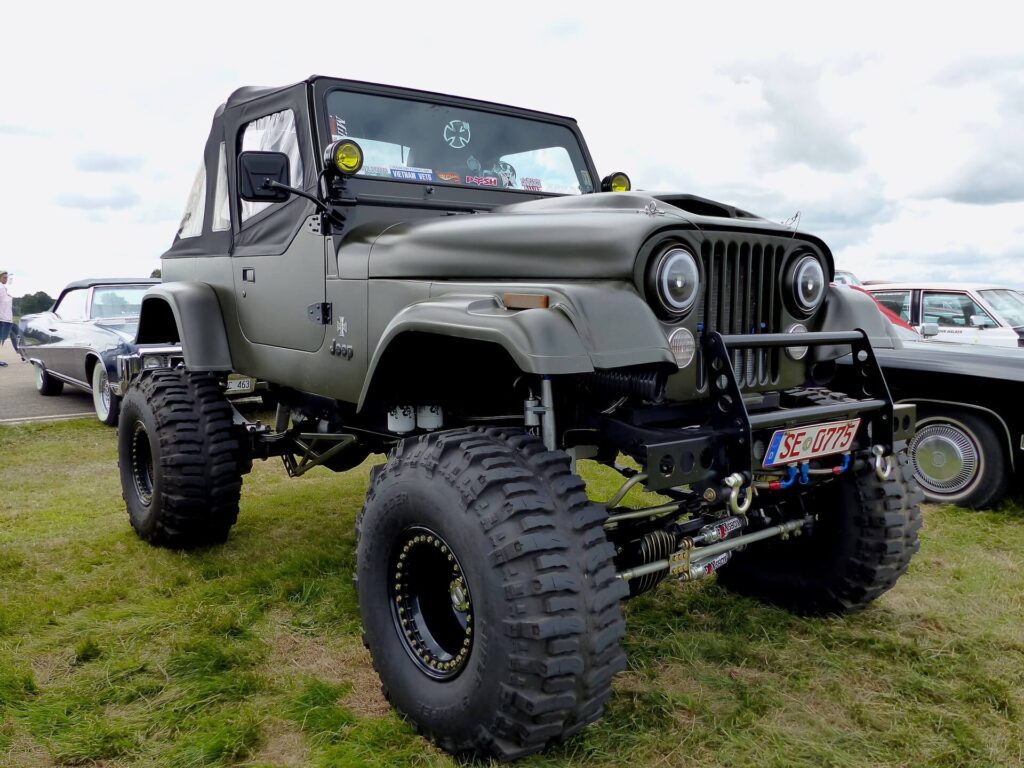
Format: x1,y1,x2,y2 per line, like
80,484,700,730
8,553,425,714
116,76,922,760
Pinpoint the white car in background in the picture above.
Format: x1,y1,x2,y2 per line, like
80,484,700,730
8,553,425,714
865,283,1024,348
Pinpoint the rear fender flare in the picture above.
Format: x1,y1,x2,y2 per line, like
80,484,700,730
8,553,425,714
135,282,233,372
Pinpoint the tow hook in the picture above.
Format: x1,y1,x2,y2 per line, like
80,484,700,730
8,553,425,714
872,445,893,482
724,473,753,514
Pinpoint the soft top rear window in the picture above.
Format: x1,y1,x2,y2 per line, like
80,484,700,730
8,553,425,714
324,90,593,195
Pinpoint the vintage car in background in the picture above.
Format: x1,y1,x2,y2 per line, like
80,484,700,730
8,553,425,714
833,269,862,286
836,287,1024,508
866,282,1024,348
18,278,263,425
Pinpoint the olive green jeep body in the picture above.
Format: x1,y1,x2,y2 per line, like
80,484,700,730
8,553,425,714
115,77,921,761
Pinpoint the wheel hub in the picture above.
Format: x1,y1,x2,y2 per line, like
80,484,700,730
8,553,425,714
390,527,473,680
910,423,978,494
130,423,155,505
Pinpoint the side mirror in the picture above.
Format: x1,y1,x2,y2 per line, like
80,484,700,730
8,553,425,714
920,322,939,338
238,151,291,202
969,314,995,329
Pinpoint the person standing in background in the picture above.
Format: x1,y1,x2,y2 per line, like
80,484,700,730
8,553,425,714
0,270,12,367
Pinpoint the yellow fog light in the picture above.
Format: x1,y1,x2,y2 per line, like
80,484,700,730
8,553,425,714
325,139,364,176
601,171,631,193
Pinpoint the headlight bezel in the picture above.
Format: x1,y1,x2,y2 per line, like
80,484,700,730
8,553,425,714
647,245,702,320
786,253,827,317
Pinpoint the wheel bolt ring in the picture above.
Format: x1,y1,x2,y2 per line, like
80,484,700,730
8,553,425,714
389,526,473,680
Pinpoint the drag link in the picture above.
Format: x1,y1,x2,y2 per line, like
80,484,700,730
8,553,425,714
616,515,814,583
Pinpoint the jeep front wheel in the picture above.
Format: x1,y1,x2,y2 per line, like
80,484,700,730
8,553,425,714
717,452,923,615
356,428,628,760
118,369,249,548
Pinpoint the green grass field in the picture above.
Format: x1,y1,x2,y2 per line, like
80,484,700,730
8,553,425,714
1,420,1022,767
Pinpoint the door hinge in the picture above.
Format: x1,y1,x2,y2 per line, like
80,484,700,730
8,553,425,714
307,302,332,325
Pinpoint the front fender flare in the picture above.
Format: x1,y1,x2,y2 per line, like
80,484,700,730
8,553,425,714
357,295,594,411
135,282,233,372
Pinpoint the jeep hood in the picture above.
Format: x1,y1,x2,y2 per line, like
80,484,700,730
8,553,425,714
367,192,832,280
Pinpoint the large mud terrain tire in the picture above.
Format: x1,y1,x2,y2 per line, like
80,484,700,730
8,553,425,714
718,452,923,615
356,428,628,760
118,369,249,548
909,409,1009,509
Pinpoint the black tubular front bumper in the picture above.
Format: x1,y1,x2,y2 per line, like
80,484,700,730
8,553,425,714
602,330,915,493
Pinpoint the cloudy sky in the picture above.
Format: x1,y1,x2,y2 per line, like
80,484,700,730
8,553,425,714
3,1,1022,297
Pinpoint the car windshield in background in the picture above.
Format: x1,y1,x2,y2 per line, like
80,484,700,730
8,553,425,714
324,90,594,195
979,289,1024,327
91,286,148,319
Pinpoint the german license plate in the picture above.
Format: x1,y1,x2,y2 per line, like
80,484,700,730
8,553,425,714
763,418,861,467
225,376,255,393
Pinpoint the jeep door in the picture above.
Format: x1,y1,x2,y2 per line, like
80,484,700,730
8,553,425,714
230,107,326,353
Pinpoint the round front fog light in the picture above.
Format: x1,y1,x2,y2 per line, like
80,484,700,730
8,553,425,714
786,323,808,360
669,327,696,368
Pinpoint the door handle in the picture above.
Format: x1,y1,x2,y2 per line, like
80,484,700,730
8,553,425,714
242,268,256,283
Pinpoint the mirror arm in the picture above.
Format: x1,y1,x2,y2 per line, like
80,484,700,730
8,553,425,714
264,180,345,225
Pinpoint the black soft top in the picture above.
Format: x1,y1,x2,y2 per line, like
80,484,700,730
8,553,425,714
163,77,588,263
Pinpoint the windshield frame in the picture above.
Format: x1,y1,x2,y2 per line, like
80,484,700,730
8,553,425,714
311,78,600,203
978,289,1024,328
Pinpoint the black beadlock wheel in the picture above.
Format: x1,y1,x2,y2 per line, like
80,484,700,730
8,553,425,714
909,410,1009,509
117,369,250,548
356,428,628,760
717,451,924,615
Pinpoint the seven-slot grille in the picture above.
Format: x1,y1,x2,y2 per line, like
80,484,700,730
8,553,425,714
696,238,788,389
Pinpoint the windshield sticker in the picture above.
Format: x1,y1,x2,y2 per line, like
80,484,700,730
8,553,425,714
437,172,461,183
390,166,435,182
580,170,593,193
443,120,471,149
328,115,348,140
521,177,543,192
361,165,391,177
493,161,517,188
466,175,498,187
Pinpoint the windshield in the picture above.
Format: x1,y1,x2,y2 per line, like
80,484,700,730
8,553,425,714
979,289,1024,327
323,90,594,195
90,286,148,319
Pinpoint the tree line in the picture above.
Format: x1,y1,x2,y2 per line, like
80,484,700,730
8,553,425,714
13,291,56,316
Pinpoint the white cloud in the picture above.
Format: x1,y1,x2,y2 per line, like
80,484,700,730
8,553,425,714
2,0,1023,297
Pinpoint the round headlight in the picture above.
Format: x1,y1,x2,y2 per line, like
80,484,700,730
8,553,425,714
790,255,826,314
668,327,696,368
656,248,701,315
324,139,364,176
786,323,808,360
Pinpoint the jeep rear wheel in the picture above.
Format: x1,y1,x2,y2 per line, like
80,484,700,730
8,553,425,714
118,369,249,548
717,452,923,615
356,428,628,760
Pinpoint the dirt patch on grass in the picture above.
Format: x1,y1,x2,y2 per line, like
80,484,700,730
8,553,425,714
246,718,308,768
3,727,55,768
264,613,389,718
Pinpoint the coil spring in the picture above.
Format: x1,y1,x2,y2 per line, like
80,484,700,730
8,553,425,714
583,368,666,402
629,530,676,597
